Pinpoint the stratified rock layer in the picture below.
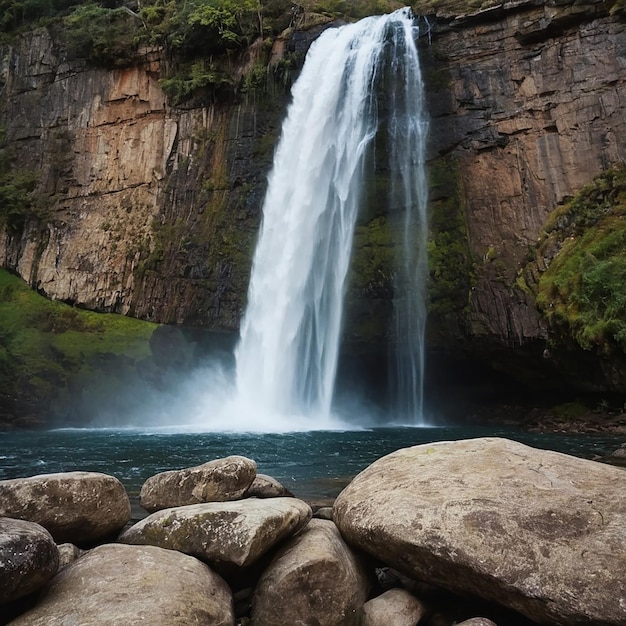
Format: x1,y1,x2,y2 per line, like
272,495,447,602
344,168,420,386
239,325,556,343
1,3,624,350
140,456,257,512
8,543,234,625
333,437,626,626
0,472,131,544
0,518,59,604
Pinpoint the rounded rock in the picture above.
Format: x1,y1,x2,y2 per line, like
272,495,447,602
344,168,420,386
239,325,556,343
252,519,369,626
244,473,293,498
120,497,312,568
0,517,59,604
0,472,130,545
140,455,257,513
9,543,234,625
334,437,626,626
362,588,425,626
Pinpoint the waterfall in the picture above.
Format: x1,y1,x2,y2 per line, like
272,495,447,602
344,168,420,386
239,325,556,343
386,15,430,423
233,8,429,426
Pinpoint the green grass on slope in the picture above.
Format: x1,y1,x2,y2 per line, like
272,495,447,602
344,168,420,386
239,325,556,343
0,269,158,426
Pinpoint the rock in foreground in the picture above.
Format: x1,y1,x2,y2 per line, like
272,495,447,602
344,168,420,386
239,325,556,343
333,437,626,626
361,588,425,626
120,497,311,568
140,455,257,512
8,543,234,625
252,519,369,626
0,518,59,604
0,472,131,544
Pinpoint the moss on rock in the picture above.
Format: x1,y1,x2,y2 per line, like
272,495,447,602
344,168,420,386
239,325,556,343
345,215,395,344
532,166,626,356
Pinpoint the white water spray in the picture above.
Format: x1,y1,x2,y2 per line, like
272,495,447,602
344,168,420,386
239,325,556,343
233,8,429,427
386,15,430,422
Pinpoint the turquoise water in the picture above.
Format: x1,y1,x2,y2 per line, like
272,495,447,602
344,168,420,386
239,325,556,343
0,427,622,500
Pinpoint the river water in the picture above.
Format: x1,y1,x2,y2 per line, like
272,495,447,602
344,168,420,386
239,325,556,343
0,427,621,502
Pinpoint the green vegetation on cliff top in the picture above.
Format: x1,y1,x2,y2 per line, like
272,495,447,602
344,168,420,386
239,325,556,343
1,0,404,103
3,0,624,49
535,166,626,355
1,0,403,53
0,269,157,426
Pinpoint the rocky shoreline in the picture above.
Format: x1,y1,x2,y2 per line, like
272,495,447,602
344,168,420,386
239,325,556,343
1,438,625,625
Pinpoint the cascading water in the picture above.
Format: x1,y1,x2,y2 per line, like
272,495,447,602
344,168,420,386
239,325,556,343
386,15,430,423
233,8,429,427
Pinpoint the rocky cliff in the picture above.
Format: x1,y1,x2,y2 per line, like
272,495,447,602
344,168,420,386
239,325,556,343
419,0,626,395
0,28,289,330
1,0,626,404
424,0,625,337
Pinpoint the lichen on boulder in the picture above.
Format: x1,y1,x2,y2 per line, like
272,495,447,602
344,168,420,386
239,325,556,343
0,471,131,545
139,455,258,512
333,437,626,626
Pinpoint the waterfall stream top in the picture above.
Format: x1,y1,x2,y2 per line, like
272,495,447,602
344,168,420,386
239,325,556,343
225,9,428,432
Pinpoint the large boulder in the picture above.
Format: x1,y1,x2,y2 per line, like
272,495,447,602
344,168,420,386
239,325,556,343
0,518,59,604
8,543,234,625
252,519,369,626
0,472,131,545
333,437,626,626
140,455,257,512
120,497,311,568
361,588,425,626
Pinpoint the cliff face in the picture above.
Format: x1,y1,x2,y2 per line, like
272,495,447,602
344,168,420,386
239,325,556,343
0,29,287,330
423,0,625,344
418,0,626,392
1,1,626,395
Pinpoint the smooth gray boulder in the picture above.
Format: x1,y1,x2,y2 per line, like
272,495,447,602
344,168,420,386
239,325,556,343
8,543,234,625
456,619,498,626
333,437,626,626
140,455,257,512
361,588,425,626
0,472,130,544
120,497,311,568
244,473,293,498
0,518,59,604
252,519,369,626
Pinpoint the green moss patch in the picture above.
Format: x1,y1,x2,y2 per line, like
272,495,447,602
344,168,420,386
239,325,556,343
0,269,158,427
535,166,626,355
